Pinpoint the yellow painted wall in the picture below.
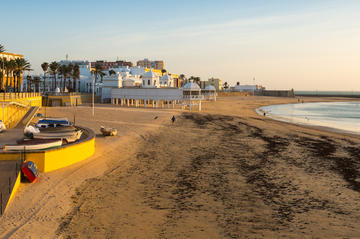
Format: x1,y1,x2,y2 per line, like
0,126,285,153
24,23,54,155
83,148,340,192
7,172,21,207
0,128,96,172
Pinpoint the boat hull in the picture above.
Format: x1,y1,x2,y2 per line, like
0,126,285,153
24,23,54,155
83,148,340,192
4,139,63,151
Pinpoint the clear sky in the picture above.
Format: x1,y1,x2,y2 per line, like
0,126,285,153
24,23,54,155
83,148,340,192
1,0,360,90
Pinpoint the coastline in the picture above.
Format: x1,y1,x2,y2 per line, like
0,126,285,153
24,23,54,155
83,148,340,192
2,96,360,238
256,101,360,137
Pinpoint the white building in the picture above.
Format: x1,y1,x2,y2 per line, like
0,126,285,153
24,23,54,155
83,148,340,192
202,85,217,101
183,81,203,111
101,73,122,102
142,70,160,88
160,74,174,87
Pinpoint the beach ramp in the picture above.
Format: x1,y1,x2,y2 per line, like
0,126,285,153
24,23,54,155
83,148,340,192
0,160,22,216
14,106,39,129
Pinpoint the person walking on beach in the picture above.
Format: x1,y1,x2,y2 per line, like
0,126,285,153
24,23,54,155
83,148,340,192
171,115,176,124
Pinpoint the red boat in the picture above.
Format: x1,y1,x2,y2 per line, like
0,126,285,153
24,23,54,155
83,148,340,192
21,161,39,182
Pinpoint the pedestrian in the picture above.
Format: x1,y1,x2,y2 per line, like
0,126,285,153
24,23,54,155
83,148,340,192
171,115,176,123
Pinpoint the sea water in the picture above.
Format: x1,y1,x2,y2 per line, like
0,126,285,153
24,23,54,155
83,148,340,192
258,102,360,134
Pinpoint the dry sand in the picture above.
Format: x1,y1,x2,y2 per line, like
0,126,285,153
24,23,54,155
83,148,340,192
2,96,360,238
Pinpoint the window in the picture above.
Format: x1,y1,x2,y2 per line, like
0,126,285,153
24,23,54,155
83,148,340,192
143,80,145,85
148,80,150,85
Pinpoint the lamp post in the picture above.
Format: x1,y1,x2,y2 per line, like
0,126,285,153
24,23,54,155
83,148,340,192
92,74,95,116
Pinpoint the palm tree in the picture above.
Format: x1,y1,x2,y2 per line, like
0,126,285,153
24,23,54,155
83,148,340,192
57,64,67,92
223,82,229,90
33,76,41,92
5,59,16,92
72,65,80,92
0,58,5,92
26,75,32,92
66,64,74,91
41,62,49,93
49,61,59,90
109,69,116,76
91,64,103,84
179,74,186,87
161,69,167,76
236,82,240,86
0,45,4,91
14,58,31,92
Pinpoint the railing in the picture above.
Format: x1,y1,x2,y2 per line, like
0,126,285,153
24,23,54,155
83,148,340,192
182,95,204,100
0,92,41,101
1,101,31,128
46,92,85,96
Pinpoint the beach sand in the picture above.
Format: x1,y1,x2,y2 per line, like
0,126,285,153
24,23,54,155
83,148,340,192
2,96,360,238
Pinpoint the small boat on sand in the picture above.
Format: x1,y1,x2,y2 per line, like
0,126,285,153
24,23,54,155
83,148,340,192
33,130,83,143
4,139,63,151
36,118,71,128
38,125,77,133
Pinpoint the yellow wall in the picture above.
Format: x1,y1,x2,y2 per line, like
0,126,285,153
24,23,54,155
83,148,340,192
0,128,96,172
7,172,21,207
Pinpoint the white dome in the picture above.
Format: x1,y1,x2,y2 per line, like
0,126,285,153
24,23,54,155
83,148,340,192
183,81,201,90
205,85,216,91
142,70,159,78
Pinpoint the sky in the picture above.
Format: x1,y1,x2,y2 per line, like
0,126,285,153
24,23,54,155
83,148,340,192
1,0,360,90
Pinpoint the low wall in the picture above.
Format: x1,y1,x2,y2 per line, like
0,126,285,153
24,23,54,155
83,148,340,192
43,93,100,106
0,127,95,172
217,92,250,97
259,90,295,97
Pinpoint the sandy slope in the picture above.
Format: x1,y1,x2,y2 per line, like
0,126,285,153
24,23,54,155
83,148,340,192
0,105,179,239
2,96,360,238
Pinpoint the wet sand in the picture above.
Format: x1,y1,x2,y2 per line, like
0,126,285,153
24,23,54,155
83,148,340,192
2,96,360,238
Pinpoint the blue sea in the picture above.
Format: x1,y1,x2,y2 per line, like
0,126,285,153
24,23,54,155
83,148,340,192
258,102,360,134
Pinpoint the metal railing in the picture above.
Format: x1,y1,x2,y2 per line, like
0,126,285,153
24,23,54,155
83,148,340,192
0,92,41,101
182,95,204,100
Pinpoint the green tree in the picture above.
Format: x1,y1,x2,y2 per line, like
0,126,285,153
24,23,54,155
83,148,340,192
49,61,59,90
108,69,116,76
223,82,229,90
0,44,4,91
5,59,16,92
91,64,103,84
236,81,240,86
58,64,67,92
41,62,49,93
72,65,80,92
14,58,31,92
26,75,32,92
161,69,167,76
66,64,74,91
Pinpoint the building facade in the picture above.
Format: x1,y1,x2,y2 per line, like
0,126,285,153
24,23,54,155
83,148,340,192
0,52,24,91
208,78,222,91
91,60,134,70
137,58,165,70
